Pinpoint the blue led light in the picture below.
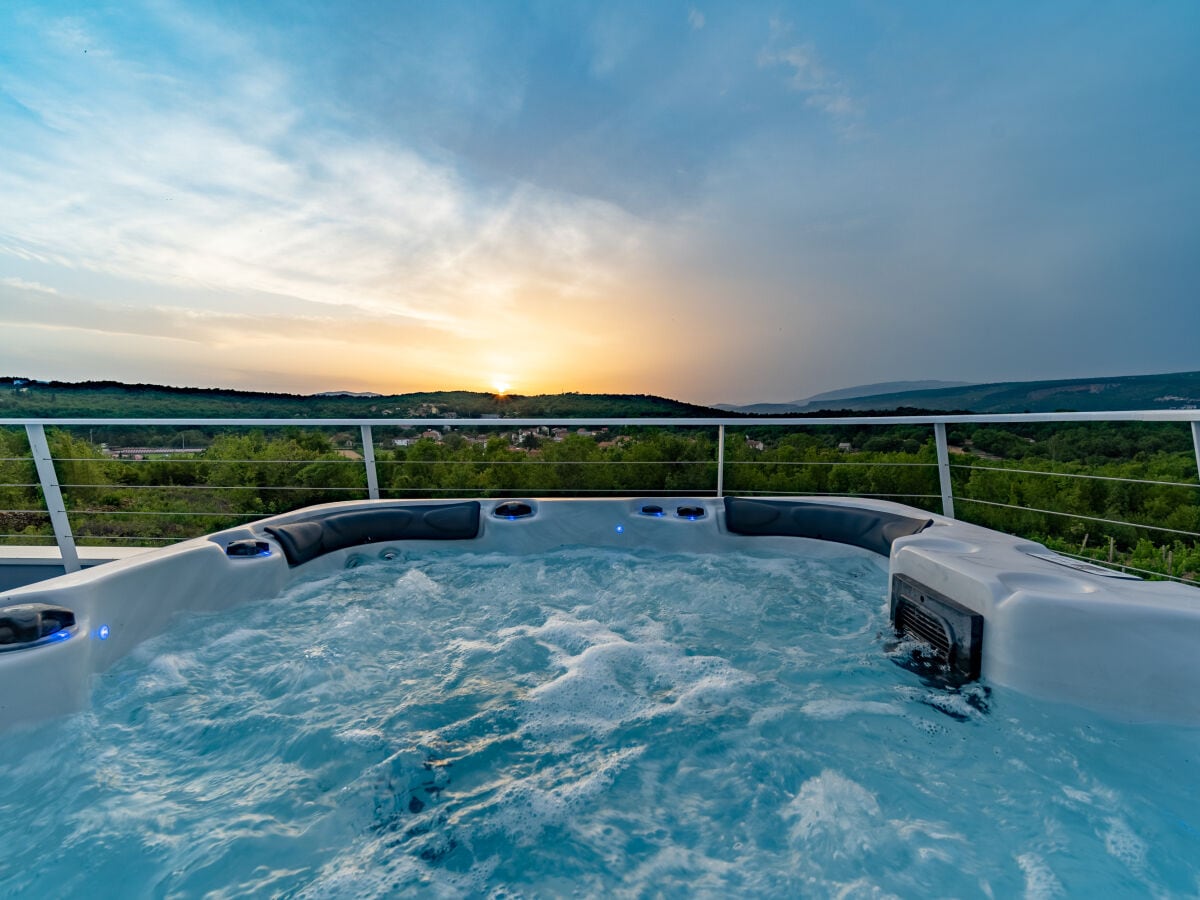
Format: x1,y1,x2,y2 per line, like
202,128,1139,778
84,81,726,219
615,524,625,534
47,629,71,644
97,624,110,640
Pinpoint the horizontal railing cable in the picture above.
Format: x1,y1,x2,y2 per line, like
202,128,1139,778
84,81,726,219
377,487,718,495
58,456,355,464
63,457,723,466
375,459,715,466
61,483,366,492
730,491,942,500
65,510,272,518
372,489,943,499
724,460,936,467
71,535,185,543
1048,548,1196,585
957,497,1200,539
951,463,1200,490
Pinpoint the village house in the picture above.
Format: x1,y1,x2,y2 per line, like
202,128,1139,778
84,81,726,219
597,435,632,450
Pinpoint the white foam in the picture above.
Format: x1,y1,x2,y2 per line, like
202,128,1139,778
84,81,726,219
800,699,905,720
1102,816,1147,873
140,652,193,690
484,746,645,844
516,611,749,741
336,727,386,748
896,685,987,722
781,769,967,891
1016,852,1065,898
784,770,883,855
393,568,442,595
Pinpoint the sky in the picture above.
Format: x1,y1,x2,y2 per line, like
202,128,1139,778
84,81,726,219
1,1,1198,405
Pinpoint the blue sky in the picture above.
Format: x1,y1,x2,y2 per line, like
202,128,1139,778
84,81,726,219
1,1,1197,403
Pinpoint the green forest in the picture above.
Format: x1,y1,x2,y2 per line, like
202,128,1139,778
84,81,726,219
0,378,726,419
1,418,1197,584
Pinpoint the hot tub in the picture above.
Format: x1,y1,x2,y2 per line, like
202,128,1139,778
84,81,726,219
2,496,1199,895
3,496,1196,728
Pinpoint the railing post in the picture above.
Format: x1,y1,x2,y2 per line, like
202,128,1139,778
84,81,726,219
25,424,81,573
1192,421,1200,486
716,425,725,497
360,425,380,501
934,422,955,519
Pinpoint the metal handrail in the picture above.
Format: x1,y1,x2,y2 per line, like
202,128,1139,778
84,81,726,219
5,411,1200,425
2,412,1198,573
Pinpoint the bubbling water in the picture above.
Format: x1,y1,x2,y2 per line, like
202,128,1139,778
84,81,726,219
0,547,1198,897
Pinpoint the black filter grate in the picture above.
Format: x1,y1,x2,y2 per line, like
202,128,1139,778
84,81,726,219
894,600,952,659
889,574,983,682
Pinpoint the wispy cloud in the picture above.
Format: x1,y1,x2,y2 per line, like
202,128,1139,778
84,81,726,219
1,276,57,294
0,6,649,341
758,20,861,127
0,281,434,347
688,8,706,31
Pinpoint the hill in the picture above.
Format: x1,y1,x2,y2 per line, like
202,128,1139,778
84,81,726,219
5,372,1197,418
801,380,975,404
806,371,1200,413
716,381,975,412
722,371,1200,414
0,379,731,419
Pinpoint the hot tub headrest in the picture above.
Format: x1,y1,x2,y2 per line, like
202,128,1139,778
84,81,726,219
265,502,481,566
724,497,932,556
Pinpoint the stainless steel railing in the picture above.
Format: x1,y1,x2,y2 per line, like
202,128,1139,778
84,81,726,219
2,411,1199,576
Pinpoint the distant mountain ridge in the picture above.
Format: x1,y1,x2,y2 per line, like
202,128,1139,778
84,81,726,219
715,380,974,413
719,371,1200,414
803,380,974,404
